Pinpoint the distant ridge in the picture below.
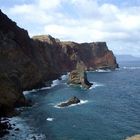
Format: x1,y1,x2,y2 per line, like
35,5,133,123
116,55,140,62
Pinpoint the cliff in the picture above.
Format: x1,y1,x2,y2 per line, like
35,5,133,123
60,41,118,70
0,10,43,115
33,35,118,70
0,10,118,116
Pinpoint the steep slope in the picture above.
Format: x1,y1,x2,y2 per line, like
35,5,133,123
0,10,43,115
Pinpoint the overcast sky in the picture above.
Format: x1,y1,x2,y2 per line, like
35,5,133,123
1,0,140,56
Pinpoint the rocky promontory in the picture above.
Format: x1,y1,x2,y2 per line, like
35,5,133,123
0,10,118,118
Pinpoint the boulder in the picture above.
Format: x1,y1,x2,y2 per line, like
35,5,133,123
58,96,80,107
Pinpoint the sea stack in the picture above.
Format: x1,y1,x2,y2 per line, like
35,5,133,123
68,61,93,89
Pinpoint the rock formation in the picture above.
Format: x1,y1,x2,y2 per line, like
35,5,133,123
0,118,12,138
58,96,80,107
33,35,119,71
68,61,93,89
125,135,140,140
0,10,118,116
60,41,118,70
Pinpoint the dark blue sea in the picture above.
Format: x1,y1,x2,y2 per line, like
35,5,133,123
3,61,140,140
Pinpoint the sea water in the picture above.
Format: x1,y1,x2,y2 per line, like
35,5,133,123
3,61,140,140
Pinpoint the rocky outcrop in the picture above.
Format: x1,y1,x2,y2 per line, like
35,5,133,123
68,62,93,89
68,70,93,89
58,96,80,107
0,118,12,138
125,135,140,140
0,10,118,117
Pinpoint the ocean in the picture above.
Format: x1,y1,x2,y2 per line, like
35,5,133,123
2,60,140,140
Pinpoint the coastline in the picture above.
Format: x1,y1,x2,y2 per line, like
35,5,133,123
1,68,140,140
0,70,106,138
0,9,118,139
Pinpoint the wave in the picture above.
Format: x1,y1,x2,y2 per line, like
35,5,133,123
54,100,89,108
51,79,60,87
3,117,46,140
46,118,54,121
23,78,63,95
23,86,51,95
23,73,69,95
89,82,104,89
25,134,46,140
61,74,68,80
122,66,140,70
23,89,39,95
95,69,111,73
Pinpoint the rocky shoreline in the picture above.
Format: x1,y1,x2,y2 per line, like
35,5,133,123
0,118,11,138
0,117,21,138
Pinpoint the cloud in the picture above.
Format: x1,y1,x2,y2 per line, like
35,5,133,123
38,0,62,10
1,0,140,56
9,4,34,14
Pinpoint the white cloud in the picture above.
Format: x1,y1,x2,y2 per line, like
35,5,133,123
1,0,140,56
9,4,34,14
71,0,99,18
38,0,62,10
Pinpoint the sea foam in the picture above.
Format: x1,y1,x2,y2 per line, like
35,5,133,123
51,79,60,87
95,69,111,72
23,86,51,95
3,117,46,140
23,78,63,95
61,74,68,80
123,66,140,70
89,82,104,89
46,118,54,121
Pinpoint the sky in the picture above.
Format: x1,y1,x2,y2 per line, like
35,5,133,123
0,0,140,56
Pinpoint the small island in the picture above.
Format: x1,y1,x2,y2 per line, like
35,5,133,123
58,96,80,107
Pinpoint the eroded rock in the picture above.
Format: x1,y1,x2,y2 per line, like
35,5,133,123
58,96,80,107
68,61,93,89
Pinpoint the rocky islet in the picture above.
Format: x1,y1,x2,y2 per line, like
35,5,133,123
58,96,80,107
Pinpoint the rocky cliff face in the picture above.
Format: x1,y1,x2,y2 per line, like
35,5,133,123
0,10,43,115
0,10,118,116
33,35,118,71
60,41,118,70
